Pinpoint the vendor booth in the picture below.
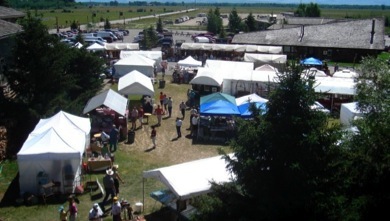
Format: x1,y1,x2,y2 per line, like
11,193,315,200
142,154,235,216
198,93,240,141
118,70,155,96
113,54,156,78
177,56,202,68
189,68,223,96
17,111,90,196
340,102,364,127
83,89,128,140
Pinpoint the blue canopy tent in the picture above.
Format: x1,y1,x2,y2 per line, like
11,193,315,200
200,93,240,116
300,57,323,66
236,93,268,118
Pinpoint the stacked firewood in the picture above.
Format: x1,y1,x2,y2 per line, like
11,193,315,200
0,126,7,161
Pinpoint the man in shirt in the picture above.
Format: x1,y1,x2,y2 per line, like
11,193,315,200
102,169,116,207
109,124,119,152
167,97,173,118
176,117,182,138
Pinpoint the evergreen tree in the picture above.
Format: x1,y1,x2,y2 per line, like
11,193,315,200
228,7,241,33
193,63,342,220
245,12,256,32
341,56,390,219
207,8,222,35
104,18,111,29
156,16,163,33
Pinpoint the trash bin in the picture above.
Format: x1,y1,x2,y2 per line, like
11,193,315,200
127,130,135,144
159,79,165,88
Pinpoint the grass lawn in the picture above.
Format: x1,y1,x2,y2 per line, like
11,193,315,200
0,74,231,220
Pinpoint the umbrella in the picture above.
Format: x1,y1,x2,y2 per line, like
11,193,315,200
300,57,323,65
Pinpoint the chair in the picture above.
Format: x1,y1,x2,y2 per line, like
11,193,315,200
40,182,55,205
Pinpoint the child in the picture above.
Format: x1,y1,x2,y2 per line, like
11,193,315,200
58,205,67,221
151,126,157,148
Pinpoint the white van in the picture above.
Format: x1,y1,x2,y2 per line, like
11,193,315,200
84,39,105,46
84,36,106,43
82,33,97,38
96,31,118,41
194,36,211,43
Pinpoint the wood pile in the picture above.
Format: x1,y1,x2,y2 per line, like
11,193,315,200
0,126,7,161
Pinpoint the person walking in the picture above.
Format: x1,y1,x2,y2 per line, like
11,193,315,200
176,117,182,138
112,165,124,196
138,106,144,128
163,94,168,113
155,105,163,126
130,107,138,130
179,101,187,119
66,196,78,221
159,92,164,106
102,169,116,207
109,124,119,152
150,126,157,148
167,97,173,118
111,197,122,221
191,114,199,137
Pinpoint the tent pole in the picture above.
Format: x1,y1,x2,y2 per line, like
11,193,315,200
142,177,145,212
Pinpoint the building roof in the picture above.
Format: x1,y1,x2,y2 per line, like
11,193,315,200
0,6,25,20
0,19,22,40
232,18,385,50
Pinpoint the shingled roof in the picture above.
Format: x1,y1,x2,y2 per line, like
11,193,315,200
232,18,385,50
0,19,22,40
0,6,25,20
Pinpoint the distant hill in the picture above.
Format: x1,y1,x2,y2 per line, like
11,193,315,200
76,0,389,6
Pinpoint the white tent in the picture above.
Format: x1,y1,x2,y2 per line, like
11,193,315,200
189,68,224,86
17,124,86,195
83,89,128,116
31,111,91,149
120,50,162,65
74,42,83,49
302,67,328,78
104,43,139,51
235,93,268,106
181,43,282,54
244,53,287,69
314,77,356,95
143,154,235,202
332,69,358,79
87,43,105,51
177,56,202,67
114,54,156,78
340,102,364,126
118,70,155,96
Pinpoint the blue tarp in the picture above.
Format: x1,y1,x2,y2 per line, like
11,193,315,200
200,93,240,116
300,57,322,65
238,102,267,118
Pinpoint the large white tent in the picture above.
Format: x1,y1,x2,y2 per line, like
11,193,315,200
143,154,235,204
177,56,202,67
118,70,154,96
181,43,282,54
189,68,224,86
340,102,364,126
86,42,105,51
17,111,90,195
314,77,356,95
83,89,128,116
114,54,156,78
104,43,139,51
244,53,287,70
119,50,162,65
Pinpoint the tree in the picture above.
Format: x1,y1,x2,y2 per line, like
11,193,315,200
193,63,343,220
228,7,241,33
341,56,390,219
140,25,158,49
104,18,111,29
245,12,256,32
156,16,163,33
295,3,321,17
207,8,222,35
3,12,103,150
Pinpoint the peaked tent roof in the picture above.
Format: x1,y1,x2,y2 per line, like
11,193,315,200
143,154,235,200
17,127,85,160
300,57,323,65
200,93,240,116
87,42,105,51
114,54,156,67
83,89,128,116
118,70,154,96
235,93,268,106
177,56,202,67
119,50,162,63
189,68,223,86
32,111,90,136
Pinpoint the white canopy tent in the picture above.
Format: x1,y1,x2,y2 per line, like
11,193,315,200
177,56,202,67
340,102,364,127
332,69,359,79
189,68,224,86
314,77,356,95
17,111,88,195
87,43,105,51
114,54,156,78
120,50,162,65
236,93,269,106
143,154,235,205
302,67,329,78
244,53,287,70
83,89,128,116
181,43,282,54
118,70,155,96
104,43,139,51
